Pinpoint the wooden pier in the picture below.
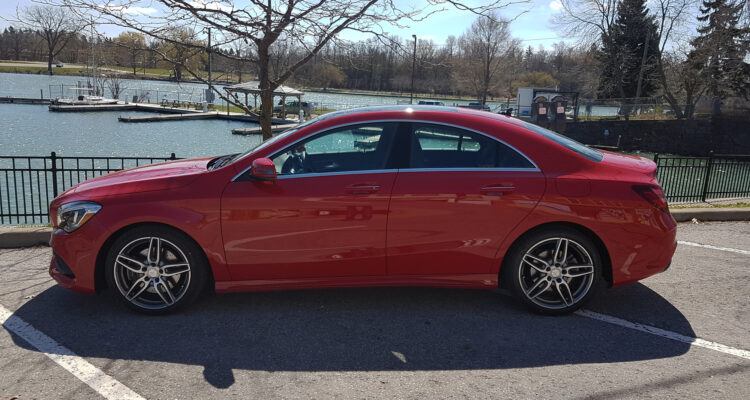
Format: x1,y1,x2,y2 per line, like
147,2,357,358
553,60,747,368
119,111,220,122
0,97,51,104
232,124,298,135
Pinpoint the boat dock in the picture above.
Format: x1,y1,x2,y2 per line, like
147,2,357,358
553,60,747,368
119,111,220,122
0,97,51,105
232,124,298,135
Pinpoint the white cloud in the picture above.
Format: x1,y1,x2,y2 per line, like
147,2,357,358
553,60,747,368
187,1,234,12
122,6,158,15
549,0,564,11
105,5,158,16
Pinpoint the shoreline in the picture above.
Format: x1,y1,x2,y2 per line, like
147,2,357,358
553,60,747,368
0,69,505,103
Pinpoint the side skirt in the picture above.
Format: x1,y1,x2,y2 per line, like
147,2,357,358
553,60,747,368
215,274,498,293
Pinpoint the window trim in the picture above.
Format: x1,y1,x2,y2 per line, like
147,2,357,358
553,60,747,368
231,119,540,181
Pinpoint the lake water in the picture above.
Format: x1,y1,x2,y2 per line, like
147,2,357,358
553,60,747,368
0,73,620,158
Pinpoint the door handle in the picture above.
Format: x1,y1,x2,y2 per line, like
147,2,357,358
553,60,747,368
481,185,515,196
346,184,380,194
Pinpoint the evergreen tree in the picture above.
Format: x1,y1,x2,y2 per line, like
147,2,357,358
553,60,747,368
688,0,750,104
597,0,661,99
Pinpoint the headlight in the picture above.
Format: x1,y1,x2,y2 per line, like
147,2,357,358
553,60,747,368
56,201,102,233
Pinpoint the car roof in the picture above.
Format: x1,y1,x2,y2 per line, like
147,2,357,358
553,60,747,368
314,105,525,128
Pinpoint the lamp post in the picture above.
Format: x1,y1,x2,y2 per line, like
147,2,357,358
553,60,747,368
204,27,213,92
410,34,416,105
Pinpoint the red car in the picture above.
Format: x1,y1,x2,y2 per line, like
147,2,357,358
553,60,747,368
49,106,677,315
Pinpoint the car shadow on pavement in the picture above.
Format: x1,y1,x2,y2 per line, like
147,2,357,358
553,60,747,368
8,283,694,388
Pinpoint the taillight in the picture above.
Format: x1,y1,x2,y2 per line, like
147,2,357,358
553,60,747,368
633,184,669,211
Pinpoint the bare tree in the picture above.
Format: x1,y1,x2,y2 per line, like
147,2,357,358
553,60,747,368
105,72,127,99
52,0,522,139
456,12,516,105
554,0,702,118
16,5,83,74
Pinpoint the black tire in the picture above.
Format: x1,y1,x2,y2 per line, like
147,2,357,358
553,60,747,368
503,227,605,315
105,225,208,315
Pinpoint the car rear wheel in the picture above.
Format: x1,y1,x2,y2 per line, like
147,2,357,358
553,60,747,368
505,228,604,315
105,226,207,314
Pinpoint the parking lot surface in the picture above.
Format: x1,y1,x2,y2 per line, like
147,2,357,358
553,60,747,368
1,221,749,399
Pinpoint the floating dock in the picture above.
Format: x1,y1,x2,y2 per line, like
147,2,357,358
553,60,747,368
232,124,298,135
0,97,51,104
119,111,220,122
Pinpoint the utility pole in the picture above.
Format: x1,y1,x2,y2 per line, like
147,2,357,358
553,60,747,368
410,34,417,104
207,27,212,91
634,31,650,108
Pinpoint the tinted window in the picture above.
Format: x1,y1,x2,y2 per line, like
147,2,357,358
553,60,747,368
409,124,534,169
522,122,603,162
272,123,396,175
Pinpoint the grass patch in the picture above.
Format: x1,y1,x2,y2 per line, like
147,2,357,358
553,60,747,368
671,202,750,209
0,65,85,75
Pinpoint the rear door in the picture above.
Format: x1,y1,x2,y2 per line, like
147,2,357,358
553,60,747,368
386,122,546,275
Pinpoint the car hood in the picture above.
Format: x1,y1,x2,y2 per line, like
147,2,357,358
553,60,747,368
59,157,212,198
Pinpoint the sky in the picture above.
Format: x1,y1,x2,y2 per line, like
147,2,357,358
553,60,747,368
0,0,568,49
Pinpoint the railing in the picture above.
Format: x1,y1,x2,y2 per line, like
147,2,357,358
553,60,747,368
1,152,748,224
655,154,750,203
0,153,178,225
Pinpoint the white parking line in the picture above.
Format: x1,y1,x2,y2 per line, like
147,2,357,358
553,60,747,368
577,310,750,360
0,304,145,400
678,240,750,255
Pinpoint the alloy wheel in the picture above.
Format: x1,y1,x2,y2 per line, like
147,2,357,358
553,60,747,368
518,237,595,310
113,236,192,310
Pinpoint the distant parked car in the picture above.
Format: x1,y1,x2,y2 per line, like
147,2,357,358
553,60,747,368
418,100,445,106
274,101,313,116
55,61,64,68
459,102,491,112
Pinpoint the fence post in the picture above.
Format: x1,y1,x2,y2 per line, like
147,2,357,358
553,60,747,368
700,151,714,202
50,151,59,197
170,153,176,160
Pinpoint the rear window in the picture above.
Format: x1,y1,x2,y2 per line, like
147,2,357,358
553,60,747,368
522,122,603,162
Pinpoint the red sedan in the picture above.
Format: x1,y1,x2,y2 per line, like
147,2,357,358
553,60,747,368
48,106,677,314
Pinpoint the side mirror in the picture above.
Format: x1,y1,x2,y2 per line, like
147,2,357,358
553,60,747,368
250,158,277,181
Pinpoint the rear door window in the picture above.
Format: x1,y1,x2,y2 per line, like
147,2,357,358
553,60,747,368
409,124,534,169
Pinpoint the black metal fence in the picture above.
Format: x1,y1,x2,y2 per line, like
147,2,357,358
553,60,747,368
655,154,750,203
1,152,748,225
0,152,178,225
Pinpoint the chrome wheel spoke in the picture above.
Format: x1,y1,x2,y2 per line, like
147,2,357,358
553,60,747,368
519,236,596,310
147,237,161,264
525,277,552,299
161,263,190,277
522,254,549,273
154,279,175,305
116,255,144,274
554,238,568,264
114,236,192,310
125,277,149,301
555,280,574,306
564,265,594,278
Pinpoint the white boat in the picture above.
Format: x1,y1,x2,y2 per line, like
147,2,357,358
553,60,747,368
53,87,120,105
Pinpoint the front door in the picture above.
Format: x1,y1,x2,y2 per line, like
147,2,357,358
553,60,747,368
221,122,398,280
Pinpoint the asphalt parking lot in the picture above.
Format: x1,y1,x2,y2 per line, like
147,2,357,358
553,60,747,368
1,221,749,399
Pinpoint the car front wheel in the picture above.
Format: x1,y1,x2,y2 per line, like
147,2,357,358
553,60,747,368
105,226,207,314
505,228,604,315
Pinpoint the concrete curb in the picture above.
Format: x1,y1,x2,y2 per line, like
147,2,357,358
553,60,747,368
1,208,749,248
0,226,52,248
671,208,750,222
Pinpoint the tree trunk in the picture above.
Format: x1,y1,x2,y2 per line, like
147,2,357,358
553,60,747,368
257,45,274,140
47,51,54,75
